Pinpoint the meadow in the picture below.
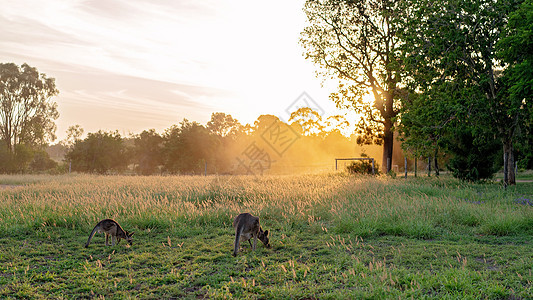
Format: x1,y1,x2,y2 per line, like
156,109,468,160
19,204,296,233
0,173,531,299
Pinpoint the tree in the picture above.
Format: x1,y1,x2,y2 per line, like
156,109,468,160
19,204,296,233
133,129,163,175
0,63,59,151
443,124,501,182
400,0,526,184
397,86,459,177
61,125,84,149
0,63,59,173
206,112,242,138
29,149,58,173
498,0,533,105
206,113,246,173
289,107,350,138
162,119,215,174
497,0,533,172
289,107,325,136
66,130,128,174
301,0,405,173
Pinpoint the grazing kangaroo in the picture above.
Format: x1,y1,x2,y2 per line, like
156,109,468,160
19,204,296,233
233,213,270,257
85,219,134,248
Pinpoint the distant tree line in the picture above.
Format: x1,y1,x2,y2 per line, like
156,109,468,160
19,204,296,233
61,112,388,175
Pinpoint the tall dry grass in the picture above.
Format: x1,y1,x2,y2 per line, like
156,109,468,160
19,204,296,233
0,173,531,238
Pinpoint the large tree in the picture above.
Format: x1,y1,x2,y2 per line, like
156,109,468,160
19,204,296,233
497,0,533,171
301,0,405,173
0,63,59,151
400,0,526,185
66,130,128,174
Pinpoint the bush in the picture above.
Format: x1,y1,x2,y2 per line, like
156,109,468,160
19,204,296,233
346,159,379,175
444,128,500,182
30,150,58,173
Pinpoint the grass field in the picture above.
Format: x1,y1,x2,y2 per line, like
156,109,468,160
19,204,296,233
0,173,532,299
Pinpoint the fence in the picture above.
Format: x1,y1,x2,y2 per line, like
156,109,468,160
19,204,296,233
335,158,375,175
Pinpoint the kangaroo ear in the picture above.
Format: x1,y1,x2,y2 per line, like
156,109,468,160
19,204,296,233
130,232,135,236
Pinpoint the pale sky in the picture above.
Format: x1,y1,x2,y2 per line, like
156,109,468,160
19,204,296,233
0,0,343,141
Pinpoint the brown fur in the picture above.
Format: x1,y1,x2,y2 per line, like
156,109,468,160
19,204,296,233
233,213,270,256
85,219,134,248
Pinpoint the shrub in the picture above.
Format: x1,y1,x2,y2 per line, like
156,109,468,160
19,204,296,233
346,160,379,175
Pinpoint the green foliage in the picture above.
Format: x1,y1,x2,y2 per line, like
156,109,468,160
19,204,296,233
515,121,533,169
162,119,215,174
66,130,128,174
0,141,56,174
0,63,59,173
29,150,58,173
497,0,533,105
398,0,529,184
0,63,59,150
397,86,462,159
133,129,163,175
497,0,533,171
445,128,500,181
346,154,379,175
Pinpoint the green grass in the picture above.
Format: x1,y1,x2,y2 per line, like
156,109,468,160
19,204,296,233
0,173,532,299
495,170,533,181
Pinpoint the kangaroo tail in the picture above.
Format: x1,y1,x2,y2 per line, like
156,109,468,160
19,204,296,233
85,224,99,248
233,223,244,257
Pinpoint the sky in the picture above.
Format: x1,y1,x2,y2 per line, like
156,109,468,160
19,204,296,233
0,0,344,142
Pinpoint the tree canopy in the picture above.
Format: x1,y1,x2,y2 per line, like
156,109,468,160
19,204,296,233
0,63,59,173
397,0,529,183
66,130,128,174
0,63,59,150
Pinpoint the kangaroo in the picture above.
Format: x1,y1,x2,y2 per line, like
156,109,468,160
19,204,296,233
233,213,270,257
85,219,134,248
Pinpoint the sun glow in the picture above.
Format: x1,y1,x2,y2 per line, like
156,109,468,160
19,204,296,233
1,0,343,140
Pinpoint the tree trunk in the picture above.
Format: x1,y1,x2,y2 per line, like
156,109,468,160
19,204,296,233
434,148,439,177
503,141,515,186
404,156,408,179
427,157,431,177
414,157,418,178
503,146,508,187
503,141,516,186
382,119,394,174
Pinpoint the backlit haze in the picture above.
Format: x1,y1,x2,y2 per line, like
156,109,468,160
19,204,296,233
0,0,346,141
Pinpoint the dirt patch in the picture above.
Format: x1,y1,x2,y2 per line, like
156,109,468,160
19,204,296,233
474,257,500,271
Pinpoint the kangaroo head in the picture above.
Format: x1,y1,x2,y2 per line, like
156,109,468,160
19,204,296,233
125,231,135,246
258,228,270,248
